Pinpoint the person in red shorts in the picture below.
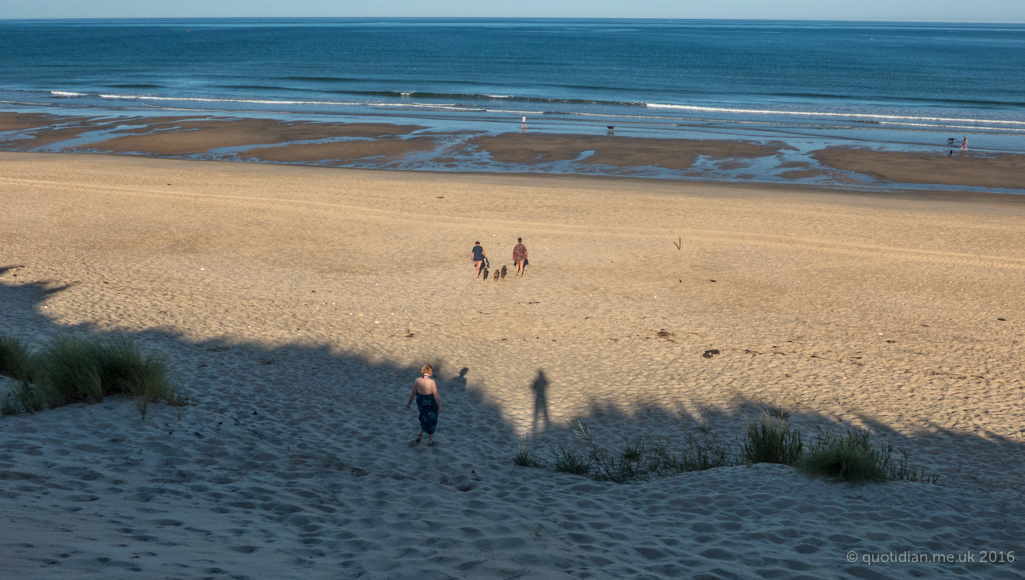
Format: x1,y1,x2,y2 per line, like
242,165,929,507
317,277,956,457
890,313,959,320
513,237,528,278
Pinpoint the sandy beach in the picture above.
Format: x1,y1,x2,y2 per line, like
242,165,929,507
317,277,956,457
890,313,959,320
1,151,1024,579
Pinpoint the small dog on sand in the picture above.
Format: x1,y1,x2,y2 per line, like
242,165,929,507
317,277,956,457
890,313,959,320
494,271,499,282
482,267,489,281
500,265,507,279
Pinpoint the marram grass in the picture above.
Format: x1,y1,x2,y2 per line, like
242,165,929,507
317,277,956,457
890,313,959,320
801,429,942,484
514,442,543,468
1,333,182,418
800,429,888,483
742,416,803,466
516,420,936,486
0,332,36,382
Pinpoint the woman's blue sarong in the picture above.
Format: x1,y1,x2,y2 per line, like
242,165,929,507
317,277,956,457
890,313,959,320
416,393,439,434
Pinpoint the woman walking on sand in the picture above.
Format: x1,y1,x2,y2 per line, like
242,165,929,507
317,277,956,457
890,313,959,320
513,237,528,277
406,364,441,447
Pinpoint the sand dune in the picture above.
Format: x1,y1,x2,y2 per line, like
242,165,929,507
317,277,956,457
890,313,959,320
1,152,1023,579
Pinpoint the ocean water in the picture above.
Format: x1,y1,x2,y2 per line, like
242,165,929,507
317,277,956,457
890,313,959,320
1,18,1024,159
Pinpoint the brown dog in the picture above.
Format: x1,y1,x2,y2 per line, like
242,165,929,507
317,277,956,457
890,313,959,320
500,265,507,279
482,267,489,281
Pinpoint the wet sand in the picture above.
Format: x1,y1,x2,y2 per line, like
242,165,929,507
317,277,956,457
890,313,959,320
3,112,1025,192
812,147,1025,191
0,113,423,155
0,112,75,133
240,136,438,165
462,133,785,169
87,118,425,156
0,113,139,149
1,152,1023,579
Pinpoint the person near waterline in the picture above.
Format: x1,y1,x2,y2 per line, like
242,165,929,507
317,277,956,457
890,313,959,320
961,135,968,151
471,241,487,278
513,237,528,277
406,364,441,447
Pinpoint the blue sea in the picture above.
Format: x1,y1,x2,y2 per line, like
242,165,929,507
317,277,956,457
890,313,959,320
1,18,1024,184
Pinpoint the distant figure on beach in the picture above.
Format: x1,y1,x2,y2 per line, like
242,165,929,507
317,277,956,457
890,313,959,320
522,115,527,130
406,364,441,447
961,136,968,151
513,238,528,277
471,241,487,278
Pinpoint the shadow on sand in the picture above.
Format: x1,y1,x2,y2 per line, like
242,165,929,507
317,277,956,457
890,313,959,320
2,271,1024,577
530,369,550,435
2,269,1022,491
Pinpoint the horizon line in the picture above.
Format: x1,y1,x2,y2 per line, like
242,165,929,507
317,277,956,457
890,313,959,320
1,17,1023,25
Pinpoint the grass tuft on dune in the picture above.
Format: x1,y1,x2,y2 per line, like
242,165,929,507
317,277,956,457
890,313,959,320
519,419,935,485
0,332,183,418
800,429,889,482
0,332,36,382
742,416,803,466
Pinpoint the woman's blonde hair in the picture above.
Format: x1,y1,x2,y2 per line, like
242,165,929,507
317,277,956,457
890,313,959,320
421,364,433,376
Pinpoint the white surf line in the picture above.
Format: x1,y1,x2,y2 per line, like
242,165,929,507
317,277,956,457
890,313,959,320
646,103,1025,126
99,94,366,107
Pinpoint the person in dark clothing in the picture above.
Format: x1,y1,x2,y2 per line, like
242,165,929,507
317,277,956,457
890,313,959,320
406,364,441,447
471,241,487,278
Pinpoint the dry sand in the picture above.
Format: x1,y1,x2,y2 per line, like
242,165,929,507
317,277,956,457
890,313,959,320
1,152,1024,579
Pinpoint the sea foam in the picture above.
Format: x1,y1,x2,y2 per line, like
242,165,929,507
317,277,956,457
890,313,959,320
646,103,1025,127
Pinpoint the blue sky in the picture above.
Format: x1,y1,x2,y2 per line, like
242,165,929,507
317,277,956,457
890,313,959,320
2,0,1023,22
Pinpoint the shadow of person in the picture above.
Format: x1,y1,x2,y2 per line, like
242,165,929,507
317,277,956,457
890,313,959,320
530,369,549,434
448,367,469,393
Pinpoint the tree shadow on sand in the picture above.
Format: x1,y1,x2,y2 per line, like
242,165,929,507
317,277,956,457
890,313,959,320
518,397,1025,492
2,271,1023,492
2,271,1025,578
